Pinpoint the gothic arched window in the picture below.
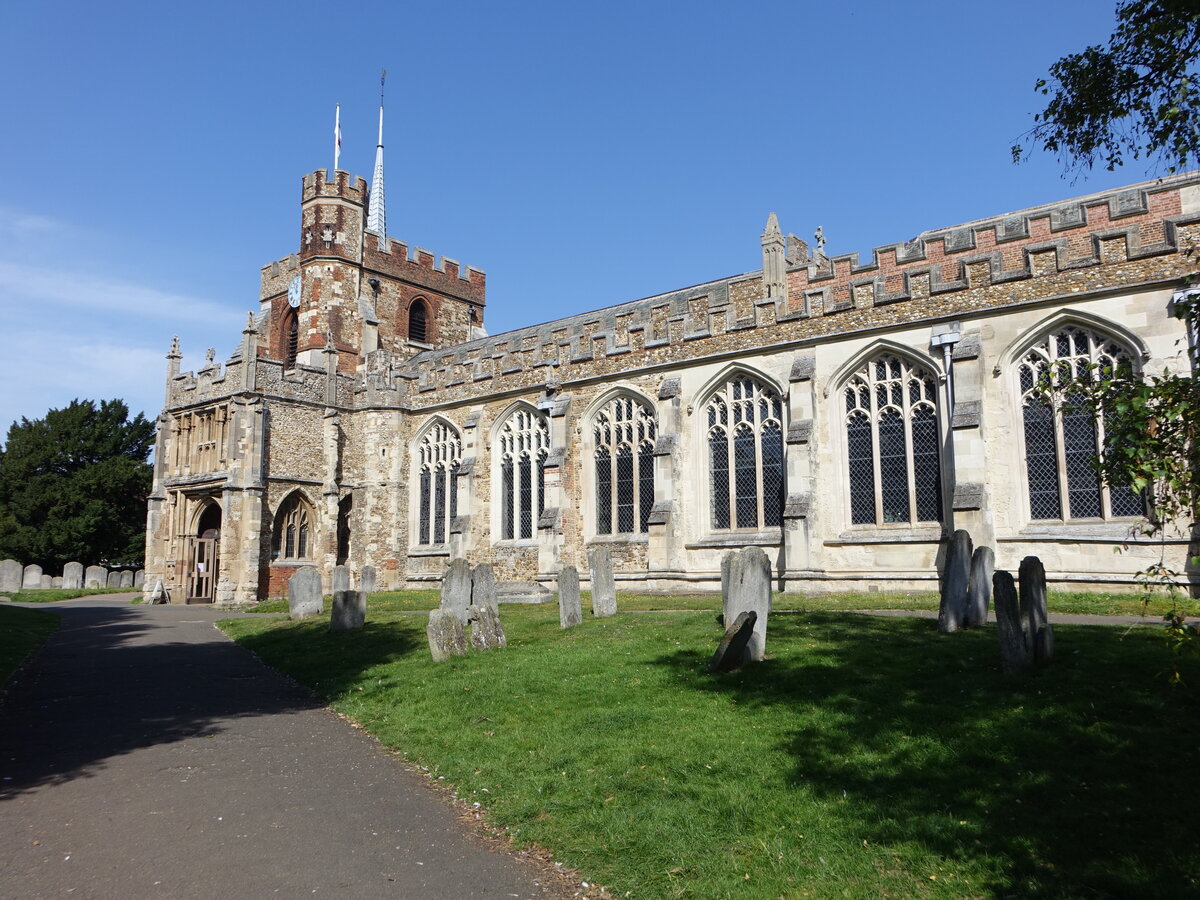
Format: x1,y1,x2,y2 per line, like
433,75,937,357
274,493,314,560
593,395,656,535
844,354,942,526
1018,325,1141,520
497,408,550,540
416,422,462,545
705,375,785,530
409,299,429,344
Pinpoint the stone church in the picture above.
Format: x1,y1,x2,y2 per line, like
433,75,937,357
143,131,1200,603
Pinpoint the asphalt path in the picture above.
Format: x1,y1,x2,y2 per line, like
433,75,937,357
0,597,563,899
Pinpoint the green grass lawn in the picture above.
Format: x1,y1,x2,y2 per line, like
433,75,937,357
220,599,1199,898
0,605,58,686
3,587,134,603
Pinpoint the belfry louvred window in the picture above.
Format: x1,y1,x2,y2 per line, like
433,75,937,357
497,408,550,540
705,375,785,530
409,299,428,343
593,396,656,535
416,422,461,545
1017,325,1141,520
843,354,942,526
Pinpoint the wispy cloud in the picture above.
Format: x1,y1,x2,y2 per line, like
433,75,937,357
0,208,65,238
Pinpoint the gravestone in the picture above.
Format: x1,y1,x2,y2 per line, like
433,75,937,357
440,558,472,624
1019,556,1054,663
470,563,497,612
938,529,973,633
964,546,994,628
708,610,758,672
589,547,616,618
330,590,367,631
40,574,52,589
133,569,145,589
51,576,63,589
992,571,1029,675
0,559,21,593
468,603,507,650
22,564,42,590
106,570,119,588
150,578,169,604
558,565,582,628
427,608,468,661
118,570,134,588
85,565,106,589
287,566,322,620
721,547,771,660
360,565,376,594
332,564,351,594
62,561,83,590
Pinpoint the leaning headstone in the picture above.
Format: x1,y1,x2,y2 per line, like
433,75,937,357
150,578,169,604
558,565,582,628
22,564,43,590
359,565,376,594
84,565,106,589
993,570,1029,675
1019,556,1054,664
118,570,134,588
62,561,83,590
332,564,351,594
709,610,758,672
964,546,994,628
51,576,63,589
468,603,507,650
106,570,119,588
470,563,497,613
722,547,771,660
133,569,145,589
39,574,52,589
427,608,468,661
440,558,472,624
329,589,367,631
589,547,617,618
938,529,973,633
0,559,22,593
287,566,323,620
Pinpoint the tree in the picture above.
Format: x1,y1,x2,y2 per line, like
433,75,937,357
1013,0,1200,174
0,399,154,569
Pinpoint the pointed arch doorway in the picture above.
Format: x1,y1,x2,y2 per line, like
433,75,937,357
187,502,222,603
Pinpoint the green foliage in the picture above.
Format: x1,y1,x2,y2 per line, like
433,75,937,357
1013,0,1200,173
0,605,58,687
0,399,154,569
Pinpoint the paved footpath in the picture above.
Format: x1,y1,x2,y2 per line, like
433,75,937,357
0,597,562,900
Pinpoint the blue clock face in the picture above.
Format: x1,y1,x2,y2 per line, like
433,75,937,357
287,276,302,308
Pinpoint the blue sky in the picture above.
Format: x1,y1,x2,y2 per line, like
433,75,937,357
0,0,1164,437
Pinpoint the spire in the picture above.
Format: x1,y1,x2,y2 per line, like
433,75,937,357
366,70,387,236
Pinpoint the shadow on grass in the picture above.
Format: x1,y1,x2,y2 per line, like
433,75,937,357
652,612,1200,899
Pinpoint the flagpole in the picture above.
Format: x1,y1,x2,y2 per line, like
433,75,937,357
333,104,342,173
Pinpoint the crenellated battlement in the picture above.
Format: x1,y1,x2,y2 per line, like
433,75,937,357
302,169,367,206
364,237,486,302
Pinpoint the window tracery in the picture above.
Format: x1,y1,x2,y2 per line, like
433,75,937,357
274,493,314,560
705,375,784,530
593,395,656,535
497,408,549,540
416,422,461,544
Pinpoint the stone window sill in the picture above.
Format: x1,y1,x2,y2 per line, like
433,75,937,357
408,544,451,557
586,534,649,546
1004,520,1154,542
270,558,316,566
493,539,539,550
686,530,782,550
828,525,944,545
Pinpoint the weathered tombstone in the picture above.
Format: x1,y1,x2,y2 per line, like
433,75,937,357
720,550,741,625
708,610,758,672
721,547,771,660
470,563,497,612
62,561,83,590
359,564,376,594
332,564,351,594
1019,556,1054,663
937,529,973,633
468,603,507,650
22,564,43,590
39,574,52,589
287,566,323,620
106,570,119,588
589,547,617,618
84,565,106,589
329,590,367,631
558,565,582,628
427,608,468,661
118,570,134,588
0,559,22,593
150,578,170,604
51,576,63,589
133,569,145,589
964,546,994,628
993,570,1029,675
440,558,472,624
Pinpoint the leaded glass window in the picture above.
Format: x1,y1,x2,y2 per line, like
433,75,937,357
497,408,549,540
843,354,942,526
1018,325,1141,520
593,395,657,535
275,493,314,560
705,376,784,530
416,422,461,545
